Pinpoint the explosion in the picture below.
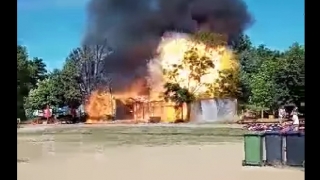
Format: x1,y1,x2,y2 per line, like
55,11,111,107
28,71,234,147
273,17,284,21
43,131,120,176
83,0,251,123
149,32,238,98
85,32,239,123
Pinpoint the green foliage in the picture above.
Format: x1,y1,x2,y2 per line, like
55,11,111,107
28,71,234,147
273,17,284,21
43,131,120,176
276,43,305,104
17,45,48,119
231,34,252,54
22,43,112,115
25,78,62,110
163,82,195,104
249,58,282,110
17,45,32,96
17,45,29,120
234,36,305,112
210,69,241,99
28,57,48,85
25,59,82,110
231,34,305,113
59,59,82,106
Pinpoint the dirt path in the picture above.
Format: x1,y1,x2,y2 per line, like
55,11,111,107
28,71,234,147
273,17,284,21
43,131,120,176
18,143,303,180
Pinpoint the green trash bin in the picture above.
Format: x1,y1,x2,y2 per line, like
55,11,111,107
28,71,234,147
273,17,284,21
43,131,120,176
242,132,265,166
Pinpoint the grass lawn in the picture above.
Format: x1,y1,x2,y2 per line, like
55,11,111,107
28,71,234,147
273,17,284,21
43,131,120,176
18,125,248,147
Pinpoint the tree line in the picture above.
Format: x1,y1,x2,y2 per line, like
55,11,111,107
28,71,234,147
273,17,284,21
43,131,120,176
235,35,304,114
17,33,304,120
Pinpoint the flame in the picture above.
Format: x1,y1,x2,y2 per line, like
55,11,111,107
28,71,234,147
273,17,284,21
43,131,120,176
148,32,238,98
85,32,238,123
85,90,115,123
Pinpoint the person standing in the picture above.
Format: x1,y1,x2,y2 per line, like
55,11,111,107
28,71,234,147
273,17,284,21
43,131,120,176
292,112,300,131
44,105,51,124
278,107,286,124
70,106,77,123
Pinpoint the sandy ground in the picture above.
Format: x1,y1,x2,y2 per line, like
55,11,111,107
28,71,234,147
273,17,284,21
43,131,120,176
18,142,304,180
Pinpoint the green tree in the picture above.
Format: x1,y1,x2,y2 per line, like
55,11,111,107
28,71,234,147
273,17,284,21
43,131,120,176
17,45,51,120
231,34,252,54
24,77,63,110
59,59,82,106
163,82,195,121
163,83,195,104
25,59,84,110
234,39,285,111
17,45,32,95
231,34,254,107
209,69,241,99
276,43,305,105
249,57,283,117
17,46,48,92
17,45,33,120
28,57,47,86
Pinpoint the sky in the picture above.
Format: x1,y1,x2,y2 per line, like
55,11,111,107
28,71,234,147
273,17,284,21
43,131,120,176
18,0,305,71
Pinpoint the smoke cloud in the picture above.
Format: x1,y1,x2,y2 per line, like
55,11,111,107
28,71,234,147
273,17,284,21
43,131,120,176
83,0,253,93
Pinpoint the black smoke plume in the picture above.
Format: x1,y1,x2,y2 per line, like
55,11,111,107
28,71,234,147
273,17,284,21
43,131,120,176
83,0,253,93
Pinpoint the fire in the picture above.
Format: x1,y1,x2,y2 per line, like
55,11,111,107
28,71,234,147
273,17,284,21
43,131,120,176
85,90,115,123
84,80,148,123
85,32,239,123
148,32,238,98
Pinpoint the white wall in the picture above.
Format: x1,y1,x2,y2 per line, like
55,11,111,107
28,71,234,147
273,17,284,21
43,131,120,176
190,99,237,122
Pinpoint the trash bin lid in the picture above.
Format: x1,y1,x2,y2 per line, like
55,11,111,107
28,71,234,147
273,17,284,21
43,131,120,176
244,132,265,136
285,131,304,136
264,131,282,136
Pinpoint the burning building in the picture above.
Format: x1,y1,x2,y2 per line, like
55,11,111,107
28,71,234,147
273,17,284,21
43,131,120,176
85,92,187,123
125,97,188,123
83,0,252,123
85,32,238,123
